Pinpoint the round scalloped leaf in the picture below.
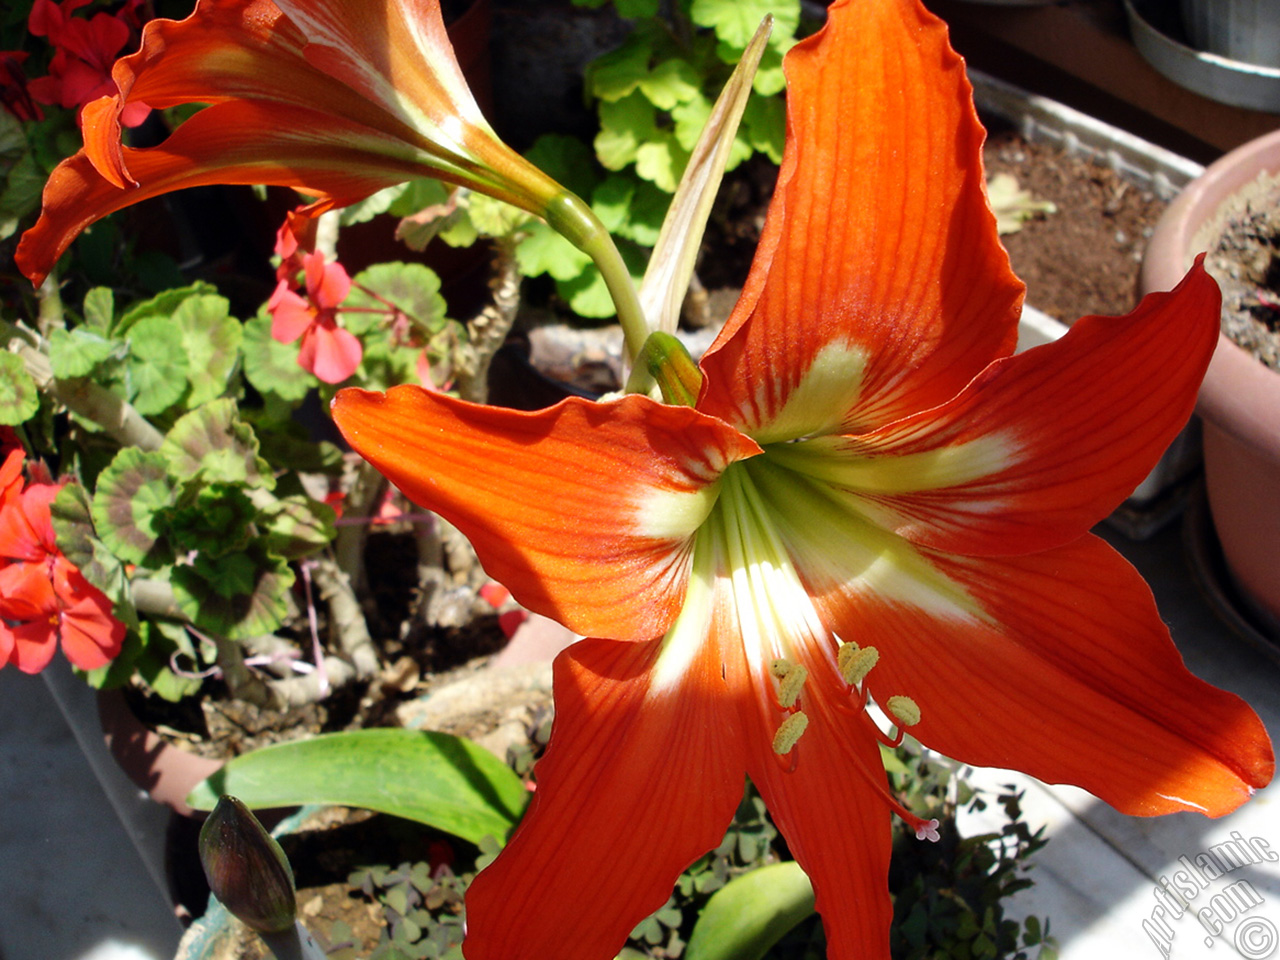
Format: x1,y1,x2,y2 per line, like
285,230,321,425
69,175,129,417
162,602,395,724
172,295,242,407
49,483,140,632
242,311,313,403
48,327,121,379
344,262,447,338
91,448,177,566
126,315,190,414
161,399,273,489
0,351,39,424
170,545,293,640
259,495,337,559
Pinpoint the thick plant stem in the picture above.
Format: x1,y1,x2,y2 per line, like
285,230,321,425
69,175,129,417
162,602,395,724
308,555,379,679
453,236,522,404
17,343,164,450
333,458,385,601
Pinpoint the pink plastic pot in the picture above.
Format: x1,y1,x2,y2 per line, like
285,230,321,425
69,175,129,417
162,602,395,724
1141,129,1280,632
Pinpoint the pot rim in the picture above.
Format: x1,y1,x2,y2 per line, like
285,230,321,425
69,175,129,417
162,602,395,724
1141,129,1280,463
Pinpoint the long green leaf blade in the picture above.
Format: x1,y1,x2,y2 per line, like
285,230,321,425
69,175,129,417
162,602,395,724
685,861,815,960
187,729,529,846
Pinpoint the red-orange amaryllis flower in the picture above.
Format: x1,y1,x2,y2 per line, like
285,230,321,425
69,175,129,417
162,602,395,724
335,2,1273,958
15,0,569,285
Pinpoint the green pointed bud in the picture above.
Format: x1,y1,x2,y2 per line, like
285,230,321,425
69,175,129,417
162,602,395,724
632,331,704,407
199,796,297,934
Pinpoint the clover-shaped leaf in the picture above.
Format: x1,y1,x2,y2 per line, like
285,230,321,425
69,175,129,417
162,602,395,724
242,311,313,404
126,315,190,415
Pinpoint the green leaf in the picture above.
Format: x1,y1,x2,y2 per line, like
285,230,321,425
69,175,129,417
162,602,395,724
742,92,786,163
49,483,139,632
0,352,39,425
115,281,220,335
187,729,530,846
83,287,115,332
614,0,660,15
339,182,407,225
170,543,293,640
161,399,273,489
0,150,43,241
595,93,659,171
171,295,243,407
132,620,205,702
386,177,451,218
635,136,690,193
516,219,592,282
91,448,176,566
126,315,190,414
242,310,313,403
48,327,121,379
685,862,815,960
345,262,447,338
258,494,337,559
586,33,653,103
641,58,701,110
526,134,600,199
691,0,799,52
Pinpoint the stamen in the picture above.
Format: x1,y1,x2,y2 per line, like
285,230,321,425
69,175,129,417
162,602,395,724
772,711,809,754
777,664,807,709
886,695,921,728
837,642,878,686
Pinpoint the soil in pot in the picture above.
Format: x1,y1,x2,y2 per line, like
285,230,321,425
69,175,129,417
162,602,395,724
1192,169,1280,370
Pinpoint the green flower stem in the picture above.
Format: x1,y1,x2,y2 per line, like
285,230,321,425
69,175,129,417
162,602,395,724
259,923,328,960
543,191,654,391
37,271,66,335
16,341,165,451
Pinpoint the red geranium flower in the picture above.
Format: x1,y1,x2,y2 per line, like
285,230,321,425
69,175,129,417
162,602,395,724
0,449,125,674
26,0,151,127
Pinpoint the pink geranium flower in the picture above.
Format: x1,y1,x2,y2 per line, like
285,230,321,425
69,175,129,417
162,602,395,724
268,250,362,384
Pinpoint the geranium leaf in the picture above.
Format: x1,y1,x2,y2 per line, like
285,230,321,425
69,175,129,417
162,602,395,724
126,315,190,414
82,287,115,332
161,399,273,489
0,351,39,424
595,93,659,171
115,281,220,335
691,0,799,52
48,327,121,379
516,219,593,282
171,294,242,407
186,729,530,846
91,447,176,566
640,59,701,110
242,311,313,403
346,262,447,337
170,544,293,640
258,494,337,559
49,483,139,631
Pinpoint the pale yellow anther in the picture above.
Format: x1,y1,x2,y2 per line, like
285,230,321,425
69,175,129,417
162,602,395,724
837,643,879,686
777,663,807,709
770,659,792,680
887,695,921,728
772,711,809,755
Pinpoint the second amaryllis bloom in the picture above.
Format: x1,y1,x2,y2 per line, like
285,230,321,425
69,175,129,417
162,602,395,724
16,0,567,285
330,1,1274,959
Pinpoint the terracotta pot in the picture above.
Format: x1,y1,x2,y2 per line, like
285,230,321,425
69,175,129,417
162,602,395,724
98,689,223,818
1141,128,1280,632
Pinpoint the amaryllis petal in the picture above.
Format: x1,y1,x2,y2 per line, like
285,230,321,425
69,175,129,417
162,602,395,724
331,387,761,640
820,535,1273,817
742,666,893,960
769,261,1221,557
464,636,747,960
18,0,567,286
697,0,1022,441
18,100,430,284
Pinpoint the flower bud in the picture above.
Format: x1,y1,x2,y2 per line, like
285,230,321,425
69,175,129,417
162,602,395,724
198,796,297,934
